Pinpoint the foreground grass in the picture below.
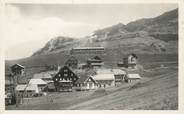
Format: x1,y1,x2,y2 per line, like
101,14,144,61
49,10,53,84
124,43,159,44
6,65,178,110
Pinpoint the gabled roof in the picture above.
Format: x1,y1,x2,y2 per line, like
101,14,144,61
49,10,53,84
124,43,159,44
93,56,102,60
33,72,52,79
11,64,25,69
75,74,97,84
112,69,126,75
29,79,47,85
127,74,141,79
96,69,113,74
93,74,114,80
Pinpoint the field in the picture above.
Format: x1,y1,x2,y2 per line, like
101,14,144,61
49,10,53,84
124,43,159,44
6,61,178,110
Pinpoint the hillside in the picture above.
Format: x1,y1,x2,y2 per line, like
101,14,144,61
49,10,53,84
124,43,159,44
32,8,178,56
5,8,178,77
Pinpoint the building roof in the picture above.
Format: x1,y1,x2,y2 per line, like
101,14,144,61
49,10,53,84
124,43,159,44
112,69,126,75
75,75,97,84
29,79,47,85
96,69,113,74
127,74,141,79
93,74,114,80
91,63,104,66
16,84,39,93
11,64,25,69
33,72,52,79
72,47,104,50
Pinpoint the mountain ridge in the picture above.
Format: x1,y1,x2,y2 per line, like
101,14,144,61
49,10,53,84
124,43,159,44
32,8,178,56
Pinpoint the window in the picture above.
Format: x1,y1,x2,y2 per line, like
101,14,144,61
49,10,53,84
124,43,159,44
64,74,68,77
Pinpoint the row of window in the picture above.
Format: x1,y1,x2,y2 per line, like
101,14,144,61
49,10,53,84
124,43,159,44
58,73,74,77
55,77,76,81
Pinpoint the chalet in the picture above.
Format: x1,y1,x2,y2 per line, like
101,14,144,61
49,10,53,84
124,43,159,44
123,54,138,69
33,72,56,91
75,74,97,91
11,64,25,75
112,69,126,85
70,47,105,54
124,73,141,83
87,56,104,69
53,66,79,92
93,69,115,88
29,79,47,92
16,84,39,98
65,56,78,69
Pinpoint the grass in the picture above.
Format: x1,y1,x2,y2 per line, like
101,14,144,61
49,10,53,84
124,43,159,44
6,64,178,110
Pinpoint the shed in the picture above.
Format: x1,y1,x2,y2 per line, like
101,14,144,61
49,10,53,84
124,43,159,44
29,79,47,92
125,73,141,83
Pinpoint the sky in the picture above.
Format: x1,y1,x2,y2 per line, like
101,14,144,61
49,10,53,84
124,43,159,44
4,4,178,60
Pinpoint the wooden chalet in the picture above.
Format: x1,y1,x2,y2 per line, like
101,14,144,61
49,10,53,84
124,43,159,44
124,73,141,83
65,56,78,69
53,66,79,92
112,69,126,86
93,69,115,88
74,74,97,91
11,64,25,75
87,56,104,69
29,79,47,92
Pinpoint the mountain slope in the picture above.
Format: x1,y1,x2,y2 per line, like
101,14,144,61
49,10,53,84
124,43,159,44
32,8,178,56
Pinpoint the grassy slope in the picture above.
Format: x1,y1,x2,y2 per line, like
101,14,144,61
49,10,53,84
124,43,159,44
6,64,178,110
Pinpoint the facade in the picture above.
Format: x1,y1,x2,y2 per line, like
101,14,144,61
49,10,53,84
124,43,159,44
33,72,55,91
87,56,104,69
75,75,97,91
29,79,47,92
124,73,141,83
53,66,79,92
112,69,127,85
70,47,105,54
16,84,39,98
65,56,78,69
93,73,115,88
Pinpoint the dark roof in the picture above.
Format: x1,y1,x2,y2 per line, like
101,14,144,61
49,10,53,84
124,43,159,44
11,64,25,69
93,56,102,60
130,53,138,59
75,75,89,84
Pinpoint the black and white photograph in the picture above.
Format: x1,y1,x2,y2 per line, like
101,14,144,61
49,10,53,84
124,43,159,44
3,2,181,111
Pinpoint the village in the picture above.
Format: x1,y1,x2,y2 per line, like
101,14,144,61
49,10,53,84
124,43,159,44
5,47,142,107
